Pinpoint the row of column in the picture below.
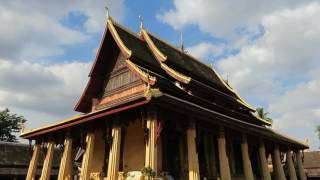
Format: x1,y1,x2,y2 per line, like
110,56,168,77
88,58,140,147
26,121,307,180
183,124,307,180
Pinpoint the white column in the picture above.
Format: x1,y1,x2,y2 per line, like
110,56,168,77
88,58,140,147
241,133,254,180
296,150,307,180
286,150,297,180
271,145,286,180
258,141,271,180
217,126,231,180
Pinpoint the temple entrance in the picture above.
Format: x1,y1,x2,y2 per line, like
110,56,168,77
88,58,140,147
161,120,188,180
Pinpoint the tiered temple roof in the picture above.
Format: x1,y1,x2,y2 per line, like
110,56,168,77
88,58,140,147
21,18,307,149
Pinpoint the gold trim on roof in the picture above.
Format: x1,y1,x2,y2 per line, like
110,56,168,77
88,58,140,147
140,29,167,62
140,23,254,111
125,59,156,85
161,63,191,84
107,19,132,59
210,67,255,111
269,129,309,148
251,112,272,126
20,114,84,137
140,28,191,84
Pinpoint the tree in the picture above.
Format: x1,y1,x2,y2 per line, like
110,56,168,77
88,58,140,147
0,108,27,142
256,107,273,124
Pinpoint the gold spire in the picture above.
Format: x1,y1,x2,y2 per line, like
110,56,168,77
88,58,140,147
104,0,110,20
139,15,144,29
105,7,109,20
180,31,184,51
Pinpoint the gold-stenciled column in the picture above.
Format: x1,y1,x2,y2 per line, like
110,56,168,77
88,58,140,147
296,150,307,180
258,141,271,180
271,145,286,180
58,136,74,180
187,121,200,180
145,110,158,174
26,142,41,180
80,132,95,180
241,133,254,180
106,125,122,180
217,126,231,180
40,141,55,180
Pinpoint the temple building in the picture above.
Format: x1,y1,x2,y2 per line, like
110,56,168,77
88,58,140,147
21,16,309,180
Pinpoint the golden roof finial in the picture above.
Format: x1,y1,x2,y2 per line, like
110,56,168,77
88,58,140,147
104,0,110,20
139,15,144,29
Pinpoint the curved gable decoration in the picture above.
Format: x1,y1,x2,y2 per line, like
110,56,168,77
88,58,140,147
160,63,191,84
107,19,132,59
141,28,191,84
125,59,156,85
141,29,167,62
75,19,133,113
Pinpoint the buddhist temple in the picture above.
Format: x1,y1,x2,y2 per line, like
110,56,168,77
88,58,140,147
21,16,309,180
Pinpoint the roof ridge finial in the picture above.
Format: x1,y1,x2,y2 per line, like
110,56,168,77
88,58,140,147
180,31,184,52
139,15,144,29
104,0,110,20
226,73,229,84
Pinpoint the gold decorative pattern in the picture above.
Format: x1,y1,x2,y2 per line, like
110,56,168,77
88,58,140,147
20,115,83,137
107,19,132,59
161,63,191,84
144,87,163,101
125,59,156,85
90,172,101,180
140,29,167,62
99,84,146,107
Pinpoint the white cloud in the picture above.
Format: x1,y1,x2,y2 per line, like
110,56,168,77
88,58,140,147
0,0,126,60
187,42,226,60
0,59,91,129
160,1,320,149
217,2,320,100
0,0,126,133
157,0,313,38
268,80,320,149
215,2,320,149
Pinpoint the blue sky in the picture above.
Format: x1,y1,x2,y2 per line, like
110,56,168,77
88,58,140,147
46,0,232,65
0,0,319,149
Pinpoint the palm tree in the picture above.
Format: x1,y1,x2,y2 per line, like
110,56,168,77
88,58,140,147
256,107,273,124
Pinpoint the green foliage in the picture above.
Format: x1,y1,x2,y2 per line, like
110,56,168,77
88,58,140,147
140,166,156,179
256,107,273,124
0,108,26,142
